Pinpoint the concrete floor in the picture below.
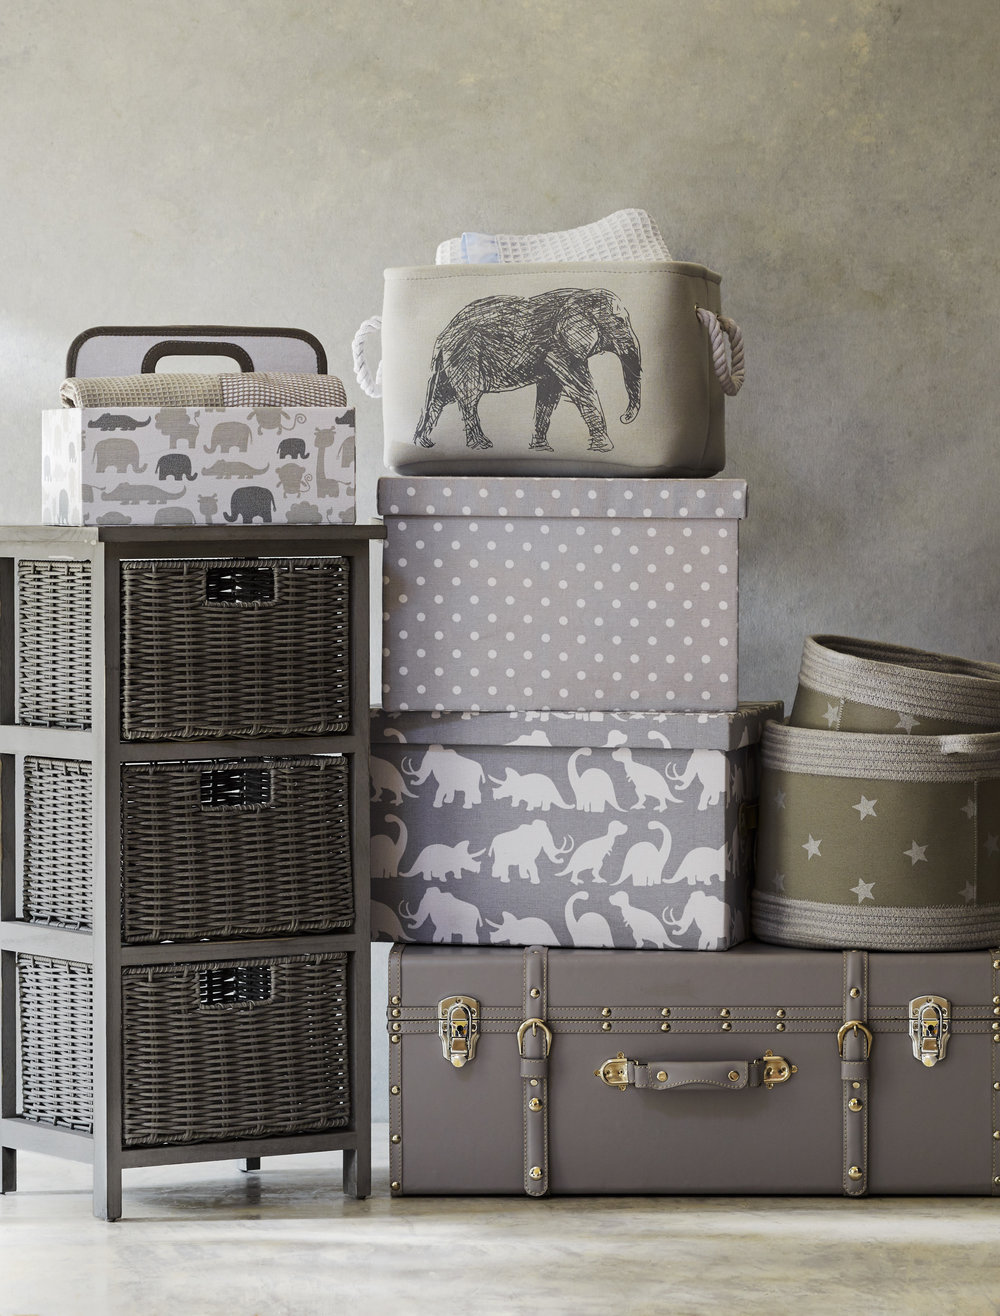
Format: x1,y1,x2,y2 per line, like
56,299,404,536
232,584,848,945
2,1127,999,1316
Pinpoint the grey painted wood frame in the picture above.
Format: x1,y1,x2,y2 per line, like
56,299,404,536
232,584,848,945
0,524,382,1219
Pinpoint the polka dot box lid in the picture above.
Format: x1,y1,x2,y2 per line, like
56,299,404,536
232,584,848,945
376,477,748,521
371,701,784,750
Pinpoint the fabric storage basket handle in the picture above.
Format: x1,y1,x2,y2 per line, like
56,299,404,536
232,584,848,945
66,325,328,378
351,307,745,399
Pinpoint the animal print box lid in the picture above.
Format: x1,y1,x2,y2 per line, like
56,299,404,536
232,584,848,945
371,702,783,751
377,477,748,521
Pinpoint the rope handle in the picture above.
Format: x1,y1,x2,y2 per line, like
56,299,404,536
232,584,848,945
352,316,383,398
696,306,746,396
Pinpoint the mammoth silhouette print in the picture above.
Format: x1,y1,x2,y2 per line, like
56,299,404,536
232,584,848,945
412,287,642,454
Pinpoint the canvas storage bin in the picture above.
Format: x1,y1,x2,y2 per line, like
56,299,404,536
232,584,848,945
16,952,351,1146
370,701,782,950
355,262,744,477
43,326,356,525
378,476,747,713
752,722,1000,951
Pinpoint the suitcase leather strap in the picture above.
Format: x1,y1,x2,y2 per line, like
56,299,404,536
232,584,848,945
841,949,870,1197
520,946,550,1197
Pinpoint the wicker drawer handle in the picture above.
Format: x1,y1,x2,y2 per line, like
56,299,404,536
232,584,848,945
198,767,275,811
199,965,274,1008
203,565,279,608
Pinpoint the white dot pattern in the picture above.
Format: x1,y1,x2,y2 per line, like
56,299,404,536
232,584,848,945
379,479,742,712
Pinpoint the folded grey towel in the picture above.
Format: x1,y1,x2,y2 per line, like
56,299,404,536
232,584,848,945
61,371,347,409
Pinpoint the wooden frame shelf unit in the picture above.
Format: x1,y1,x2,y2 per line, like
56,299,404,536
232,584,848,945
0,523,384,1220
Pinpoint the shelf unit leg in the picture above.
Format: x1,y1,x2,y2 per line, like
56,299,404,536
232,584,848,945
1,1146,15,1193
239,1157,261,1173
94,1159,122,1222
342,1146,371,1200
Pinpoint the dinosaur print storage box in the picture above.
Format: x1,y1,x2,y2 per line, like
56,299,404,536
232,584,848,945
41,405,355,526
379,476,747,712
370,701,782,950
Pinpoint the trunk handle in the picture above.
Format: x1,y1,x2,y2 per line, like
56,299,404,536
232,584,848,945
595,1050,794,1092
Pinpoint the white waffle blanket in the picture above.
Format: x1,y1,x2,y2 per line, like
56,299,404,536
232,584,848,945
435,209,671,265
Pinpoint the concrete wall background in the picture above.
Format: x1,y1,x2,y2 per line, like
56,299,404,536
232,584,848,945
3,0,998,1121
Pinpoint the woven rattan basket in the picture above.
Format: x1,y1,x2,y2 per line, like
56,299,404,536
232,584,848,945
19,953,351,1146
17,560,92,729
120,556,350,739
120,756,354,941
22,757,93,929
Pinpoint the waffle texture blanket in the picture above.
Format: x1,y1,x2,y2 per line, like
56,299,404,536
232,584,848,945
61,372,347,409
435,208,671,265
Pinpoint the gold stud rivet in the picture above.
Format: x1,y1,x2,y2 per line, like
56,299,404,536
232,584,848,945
390,995,401,1005
390,1181,401,1192
728,1071,740,1082
602,1021,612,1031
994,1035,1000,1044
390,1035,400,1044
392,1022,401,1031
993,1023,999,1032
721,1021,732,1032
850,987,861,999
776,1022,786,1032
776,1009,786,1019
391,1134,401,1144
849,1098,863,1112
530,1079,539,1087
661,1022,671,1032
530,988,541,999
848,1166,863,1181
994,961,1000,970
601,1007,612,1017
390,1085,400,1095
391,1008,401,1018
994,996,1000,1005
661,1008,671,1018
720,1008,731,1019
529,1167,543,1180
529,1097,543,1112
994,1007,1000,1017
995,1177,1000,1186
656,1071,668,1082
852,1082,861,1089
994,1082,1000,1091
994,1131,1000,1141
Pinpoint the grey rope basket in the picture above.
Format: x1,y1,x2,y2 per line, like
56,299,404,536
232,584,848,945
120,556,350,740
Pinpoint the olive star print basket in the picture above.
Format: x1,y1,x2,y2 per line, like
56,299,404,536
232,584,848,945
753,636,1000,951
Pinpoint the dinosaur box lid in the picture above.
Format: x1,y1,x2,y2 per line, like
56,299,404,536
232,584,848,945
371,702,783,752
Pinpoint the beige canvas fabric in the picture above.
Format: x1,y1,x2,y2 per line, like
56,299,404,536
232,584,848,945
378,261,728,477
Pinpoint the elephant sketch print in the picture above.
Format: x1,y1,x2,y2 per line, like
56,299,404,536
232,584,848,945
412,287,642,455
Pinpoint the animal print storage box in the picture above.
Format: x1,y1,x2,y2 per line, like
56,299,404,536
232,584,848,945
41,326,355,526
379,476,747,712
370,701,782,950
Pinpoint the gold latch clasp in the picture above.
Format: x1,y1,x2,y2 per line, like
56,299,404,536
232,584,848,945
908,995,951,1067
762,1050,797,1088
594,1052,630,1090
438,995,480,1068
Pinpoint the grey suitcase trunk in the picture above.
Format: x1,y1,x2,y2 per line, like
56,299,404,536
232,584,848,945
388,941,1000,1197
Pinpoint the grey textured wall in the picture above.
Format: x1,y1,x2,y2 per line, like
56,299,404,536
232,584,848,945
3,0,998,1121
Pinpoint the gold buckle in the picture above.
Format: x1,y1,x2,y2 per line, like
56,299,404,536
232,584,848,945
517,1017,553,1058
837,1021,874,1058
594,1052,630,1090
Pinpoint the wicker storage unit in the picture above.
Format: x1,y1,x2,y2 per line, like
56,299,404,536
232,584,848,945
22,758,93,929
18,954,94,1133
18,952,351,1147
120,755,353,942
120,556,350,739
17,560,92,729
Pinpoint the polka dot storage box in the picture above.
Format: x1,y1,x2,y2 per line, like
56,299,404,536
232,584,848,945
370,701,782,950
377,476,747,712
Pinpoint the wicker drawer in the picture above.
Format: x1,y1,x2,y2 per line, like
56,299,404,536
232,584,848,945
121,756,353,942
18,953,351,1147
120,556,350,739
22,757,93,929
17,560,93,729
